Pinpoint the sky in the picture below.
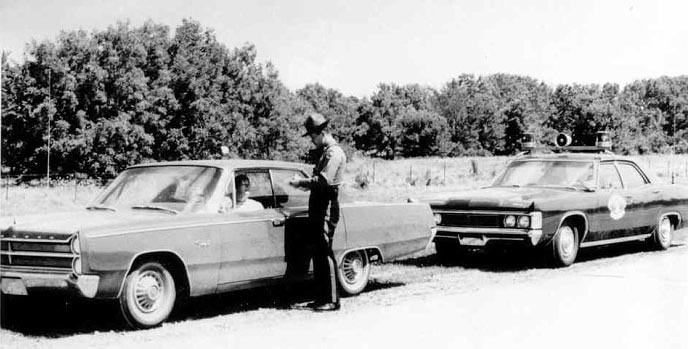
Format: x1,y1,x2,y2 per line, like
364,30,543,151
1,0,687,97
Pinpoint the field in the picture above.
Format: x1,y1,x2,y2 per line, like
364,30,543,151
2,154,688,216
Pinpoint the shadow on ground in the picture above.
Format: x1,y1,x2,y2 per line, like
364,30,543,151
397,239,685,272
0,277,406,338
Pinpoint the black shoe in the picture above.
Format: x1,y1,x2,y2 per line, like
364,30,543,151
306,301,325,309
290,301,323,310
311,302,340,312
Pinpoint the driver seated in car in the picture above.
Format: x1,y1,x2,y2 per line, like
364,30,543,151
233,174,264,212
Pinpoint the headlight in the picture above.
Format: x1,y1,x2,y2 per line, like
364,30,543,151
517,216,531,228
504,215,516,227
433,213,443,225
71,235,80,254
72,257,82,274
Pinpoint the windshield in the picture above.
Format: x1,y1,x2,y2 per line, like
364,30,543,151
95,166,223,213
493,160,595,189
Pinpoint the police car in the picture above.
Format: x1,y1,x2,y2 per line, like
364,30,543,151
427,132,688,266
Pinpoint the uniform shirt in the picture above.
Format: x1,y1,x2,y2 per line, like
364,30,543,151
297,135,347,189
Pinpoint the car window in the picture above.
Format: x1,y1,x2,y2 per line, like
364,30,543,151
98,166,222,213
494,160,594,189
234,170,274,209
271,169,310,208
617,163,647,188
598,163,622,190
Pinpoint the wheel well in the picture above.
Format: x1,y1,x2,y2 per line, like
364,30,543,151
361,247,383,263
561,214,587,242
129,252,190,298
663,214,680,229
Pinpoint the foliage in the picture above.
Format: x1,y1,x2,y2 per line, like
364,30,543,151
2,19,688,178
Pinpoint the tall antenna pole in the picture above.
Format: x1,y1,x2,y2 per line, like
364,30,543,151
47,69,51,185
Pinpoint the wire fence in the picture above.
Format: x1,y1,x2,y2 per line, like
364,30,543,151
0,173,107,202
345,154,688,189
1,154,687,215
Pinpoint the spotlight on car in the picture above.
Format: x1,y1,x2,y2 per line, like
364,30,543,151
504,215,516,227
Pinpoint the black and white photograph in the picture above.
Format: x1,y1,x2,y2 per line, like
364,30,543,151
1,0,687,348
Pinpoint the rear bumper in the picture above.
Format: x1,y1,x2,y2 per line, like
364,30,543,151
434,226,543,247
1,270,100,298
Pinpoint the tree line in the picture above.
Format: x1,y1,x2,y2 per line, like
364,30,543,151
2,19,687,178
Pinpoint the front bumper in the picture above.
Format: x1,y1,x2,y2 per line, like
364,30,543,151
434,226,543,247
1,269,99,298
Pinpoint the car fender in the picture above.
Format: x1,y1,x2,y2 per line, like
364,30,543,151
553,211,589,243
114,249,191,299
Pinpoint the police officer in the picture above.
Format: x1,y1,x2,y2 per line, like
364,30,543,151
289,113,346,311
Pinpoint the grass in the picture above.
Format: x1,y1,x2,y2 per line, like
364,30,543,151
1,154,687,216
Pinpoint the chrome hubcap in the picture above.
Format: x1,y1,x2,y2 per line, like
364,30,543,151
134,271,164,313
342,253,364,284
559,226,575,259
659,218,671,244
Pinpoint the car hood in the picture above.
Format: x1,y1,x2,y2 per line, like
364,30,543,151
422,186,578,211
0,210,185,240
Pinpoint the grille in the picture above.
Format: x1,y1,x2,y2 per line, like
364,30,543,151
439,213,503,228
1,235,76,271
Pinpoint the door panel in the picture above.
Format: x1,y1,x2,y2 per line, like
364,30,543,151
217,209,287,285
616,162,655,235
587,163,631,242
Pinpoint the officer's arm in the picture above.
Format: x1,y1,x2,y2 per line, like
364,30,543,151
293,148,342,189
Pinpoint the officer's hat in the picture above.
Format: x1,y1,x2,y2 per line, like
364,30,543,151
303,112,330,136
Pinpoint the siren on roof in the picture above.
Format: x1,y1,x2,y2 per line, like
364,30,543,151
596,131,612,150
521,133,536,150
555,133,572,147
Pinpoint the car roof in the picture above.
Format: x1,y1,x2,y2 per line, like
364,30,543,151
127,159,311,171
515,152,636,162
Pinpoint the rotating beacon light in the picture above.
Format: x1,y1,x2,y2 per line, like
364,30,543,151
596,131,612,150
521,132,536,150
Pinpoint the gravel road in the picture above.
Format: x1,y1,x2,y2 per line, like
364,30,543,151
2,230,687,349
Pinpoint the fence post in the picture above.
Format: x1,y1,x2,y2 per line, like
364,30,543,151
372,161,376,184
443,162,447,184
409,165,413,184
74,173,78,202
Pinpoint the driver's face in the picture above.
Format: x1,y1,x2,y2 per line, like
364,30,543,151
236,180,250,194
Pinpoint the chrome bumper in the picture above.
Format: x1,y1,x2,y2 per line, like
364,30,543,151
1,270,100,298
434,226,543,246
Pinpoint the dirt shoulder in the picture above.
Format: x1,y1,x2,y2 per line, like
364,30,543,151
2,229,686,349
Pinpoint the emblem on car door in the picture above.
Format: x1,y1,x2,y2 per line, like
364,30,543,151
607,194,627,220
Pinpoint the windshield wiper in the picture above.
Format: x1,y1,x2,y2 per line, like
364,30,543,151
131,205,178,215
86,205,117,212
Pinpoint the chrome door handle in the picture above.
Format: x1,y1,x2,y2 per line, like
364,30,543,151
194,240,210,248
272,218,286,227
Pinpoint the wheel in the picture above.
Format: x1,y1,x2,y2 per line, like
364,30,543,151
434,240,464,264
649,216,673,250
119,261,176,329
337,250,370,296
550,224,579,267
